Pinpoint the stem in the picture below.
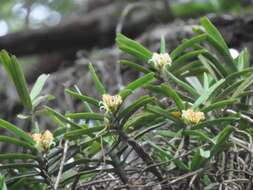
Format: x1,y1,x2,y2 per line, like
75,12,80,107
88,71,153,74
54,140,69,190
117,128,163,181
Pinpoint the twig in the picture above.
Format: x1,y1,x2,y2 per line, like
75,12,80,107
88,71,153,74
54,140,69,190
226,109,253,124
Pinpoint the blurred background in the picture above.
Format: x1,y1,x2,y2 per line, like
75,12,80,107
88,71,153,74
0,0,253,126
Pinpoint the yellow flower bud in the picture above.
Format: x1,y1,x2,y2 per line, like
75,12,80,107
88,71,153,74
150,52,172,71
101,94,122,113
181,109,205,124
41,130,54,150
31,130,54,152
171,111,181,118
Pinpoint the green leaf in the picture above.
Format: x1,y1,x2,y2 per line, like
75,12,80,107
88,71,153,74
0,153,37,161
146,105,183,125
119,73,155,99
65,89,100,107
200,17,236,72
119,60,152,74
0,136,36,151
88,63,106,95
160,83,185,110
193,117,239,130
30,74,50,101
192,79,225,109
124,112,158,130
200,17,227,51
164,70,199,97
0,163,38,170
171,34,207,60
147,141,188,171
65,112,104,121
201,99,239,112
202,51,228,77
183,130,214,144
160,35,166,53
0,119,33,144
44,106,82,129
0,174,7,190
0,50,32,108
64,126,104,140
170,49,207,72
211,126,234,156
116,33,152,61
117,96,154,125
198,55,218,81
237,48,249,71
232,74,253,98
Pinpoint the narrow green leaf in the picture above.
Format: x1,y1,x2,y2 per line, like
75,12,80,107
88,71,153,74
0,153,37,161
0,119,33,144
183,130,214,144
160,35,166,53
193,117,239,130
200,17,236,72
201,99,239,112
117,96,154,125
116,33,152,61
65,112,104,121
147,141,188,171
200,17,227,51
164,70,199,97
171,34,207,60
30,74,50,101
44,106,82,129
0,175,7,190
119,73,155,99
119,60,152,74
211,126,234,156
64,126,104,140
170,49,207,72
146,105,183,124
161,83,185,110
192,79,225,108
65,89,100,107
0,51,32,108
232,74,253,98
0,136,36,151
237,48,249,70
88,63,106,95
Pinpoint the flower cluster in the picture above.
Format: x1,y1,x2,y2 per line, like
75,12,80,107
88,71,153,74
181,109,205,124
31,130,54,152
100,94,122,113
150,52,172,71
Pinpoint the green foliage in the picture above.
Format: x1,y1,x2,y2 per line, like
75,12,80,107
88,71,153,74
0,17,253,189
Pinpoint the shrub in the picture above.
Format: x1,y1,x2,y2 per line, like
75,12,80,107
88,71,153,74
0,17,252,189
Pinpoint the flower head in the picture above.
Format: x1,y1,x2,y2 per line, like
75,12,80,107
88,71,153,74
31,130,54,152
150,52,172,71
100,94,122,113
181,109,205,124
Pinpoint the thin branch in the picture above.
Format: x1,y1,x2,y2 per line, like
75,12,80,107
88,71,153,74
54,140,69,190
226,109,253,124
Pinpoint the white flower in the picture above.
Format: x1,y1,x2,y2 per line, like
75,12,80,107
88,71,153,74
181,109,205,124
150,52,172,71
100,94,122,113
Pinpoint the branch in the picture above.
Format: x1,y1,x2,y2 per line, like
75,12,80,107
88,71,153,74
54,140,69,190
